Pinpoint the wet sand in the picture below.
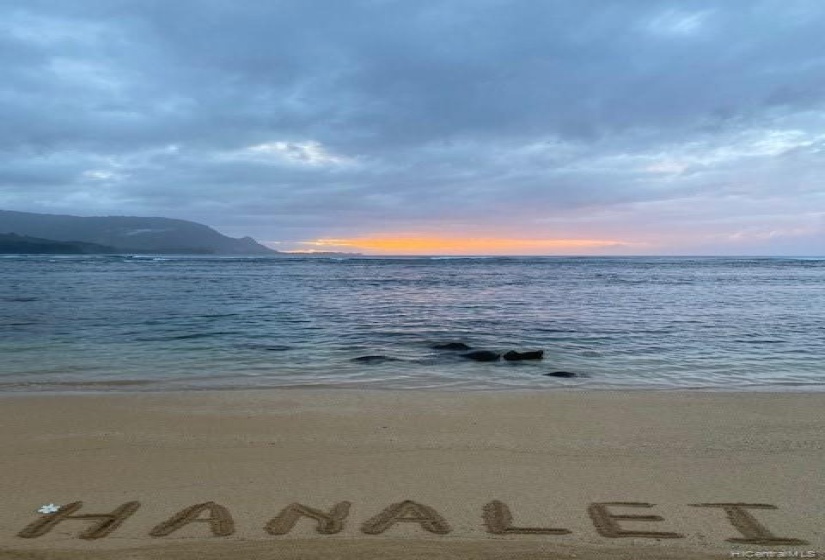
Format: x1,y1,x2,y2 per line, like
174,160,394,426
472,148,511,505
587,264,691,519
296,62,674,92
0,390,822,559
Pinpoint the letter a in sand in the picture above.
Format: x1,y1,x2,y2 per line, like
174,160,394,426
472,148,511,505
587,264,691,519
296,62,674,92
150,502,235,537
361,500,452,534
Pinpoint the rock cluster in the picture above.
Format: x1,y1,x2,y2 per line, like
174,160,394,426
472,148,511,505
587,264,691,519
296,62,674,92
351,343,582,379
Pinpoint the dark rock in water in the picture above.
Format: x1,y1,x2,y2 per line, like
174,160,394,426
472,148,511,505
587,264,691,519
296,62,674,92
503,350,544,361
432,342,473,351
544,371,577,378
261,345,293,352
461,350,500,362
351,355,402,364
238,343,293,352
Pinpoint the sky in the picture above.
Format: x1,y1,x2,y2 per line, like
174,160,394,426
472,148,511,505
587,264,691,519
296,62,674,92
1,0,824,255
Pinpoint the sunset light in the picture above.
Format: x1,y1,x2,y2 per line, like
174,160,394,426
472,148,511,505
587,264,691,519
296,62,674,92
300,236,629,255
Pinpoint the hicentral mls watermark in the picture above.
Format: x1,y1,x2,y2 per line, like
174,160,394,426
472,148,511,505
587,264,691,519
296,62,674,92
731,552,820,558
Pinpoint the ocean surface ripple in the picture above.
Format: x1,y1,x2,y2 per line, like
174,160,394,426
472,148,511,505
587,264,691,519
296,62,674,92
1,255,823,392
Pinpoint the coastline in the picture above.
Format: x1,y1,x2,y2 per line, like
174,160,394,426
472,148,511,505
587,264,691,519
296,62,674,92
1,389,823,559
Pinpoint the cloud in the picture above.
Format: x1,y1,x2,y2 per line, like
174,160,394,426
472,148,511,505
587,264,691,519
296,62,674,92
234,141,355,167
1,0,824,254
644,9,713,37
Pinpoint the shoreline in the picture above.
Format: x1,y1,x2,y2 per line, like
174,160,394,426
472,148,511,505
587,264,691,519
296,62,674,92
1,389,823,559
3,380,825,397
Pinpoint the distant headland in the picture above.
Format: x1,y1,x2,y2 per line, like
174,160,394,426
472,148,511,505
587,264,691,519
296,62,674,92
0,210,358,256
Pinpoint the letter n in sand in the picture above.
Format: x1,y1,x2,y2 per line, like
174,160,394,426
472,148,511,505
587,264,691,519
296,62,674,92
266,502,351,535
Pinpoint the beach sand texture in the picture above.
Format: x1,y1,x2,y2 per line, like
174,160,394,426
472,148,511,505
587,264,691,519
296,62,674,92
0,390,822,559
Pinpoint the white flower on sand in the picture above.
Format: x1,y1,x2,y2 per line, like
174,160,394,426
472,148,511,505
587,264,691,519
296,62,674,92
38,504,61,514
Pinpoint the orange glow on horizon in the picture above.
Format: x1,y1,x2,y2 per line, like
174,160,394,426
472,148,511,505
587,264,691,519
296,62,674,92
299,236,629,255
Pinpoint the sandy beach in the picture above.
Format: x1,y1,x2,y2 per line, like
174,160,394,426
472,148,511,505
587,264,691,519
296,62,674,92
0,390,822,559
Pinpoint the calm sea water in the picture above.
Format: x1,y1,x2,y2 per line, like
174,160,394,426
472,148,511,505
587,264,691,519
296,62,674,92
1,255,823,392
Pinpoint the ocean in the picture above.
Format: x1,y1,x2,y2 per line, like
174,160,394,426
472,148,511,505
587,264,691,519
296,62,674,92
1,255,823,392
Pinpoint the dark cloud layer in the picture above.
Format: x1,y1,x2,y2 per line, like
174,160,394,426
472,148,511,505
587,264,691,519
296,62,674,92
1,0,824,253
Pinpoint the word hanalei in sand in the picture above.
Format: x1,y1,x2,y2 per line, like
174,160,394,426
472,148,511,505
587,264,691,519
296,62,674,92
16,499,810,546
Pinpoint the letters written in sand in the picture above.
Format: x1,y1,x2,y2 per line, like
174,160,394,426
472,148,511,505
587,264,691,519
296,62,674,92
15,499,810,545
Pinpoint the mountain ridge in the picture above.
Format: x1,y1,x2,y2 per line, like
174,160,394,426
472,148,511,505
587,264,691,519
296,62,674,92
0,233,122,254
0,209,277,255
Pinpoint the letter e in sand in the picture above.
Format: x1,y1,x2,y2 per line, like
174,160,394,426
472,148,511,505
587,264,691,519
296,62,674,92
588,502,684,539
